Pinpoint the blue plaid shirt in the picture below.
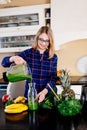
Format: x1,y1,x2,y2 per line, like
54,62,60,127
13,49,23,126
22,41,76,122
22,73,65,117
1,48,58,98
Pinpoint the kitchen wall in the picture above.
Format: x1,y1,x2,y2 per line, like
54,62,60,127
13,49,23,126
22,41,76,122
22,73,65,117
51,0,87,49
51,0,87,76
55,39,87,76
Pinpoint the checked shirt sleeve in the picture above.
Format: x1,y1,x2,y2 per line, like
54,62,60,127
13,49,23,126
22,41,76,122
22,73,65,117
1,56,12,67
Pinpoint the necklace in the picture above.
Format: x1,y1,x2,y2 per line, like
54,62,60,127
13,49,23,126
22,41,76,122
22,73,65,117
40,54,43,61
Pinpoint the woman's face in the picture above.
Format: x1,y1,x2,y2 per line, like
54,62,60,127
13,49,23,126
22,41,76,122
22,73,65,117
37,33,49,53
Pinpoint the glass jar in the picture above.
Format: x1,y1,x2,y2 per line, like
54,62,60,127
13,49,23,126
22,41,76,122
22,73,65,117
28,83,38,110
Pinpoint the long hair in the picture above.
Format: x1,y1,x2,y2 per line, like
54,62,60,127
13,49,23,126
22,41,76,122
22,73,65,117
32,26,55,58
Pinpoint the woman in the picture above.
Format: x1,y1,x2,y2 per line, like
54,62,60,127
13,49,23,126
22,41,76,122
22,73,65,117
1,26,58,103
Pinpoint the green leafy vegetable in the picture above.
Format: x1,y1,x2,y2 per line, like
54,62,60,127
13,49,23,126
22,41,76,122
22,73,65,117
39,89,56,109
39,98,54,109
58,98,82,116
5,100,14,106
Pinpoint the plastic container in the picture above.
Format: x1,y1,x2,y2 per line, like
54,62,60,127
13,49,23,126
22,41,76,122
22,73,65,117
6,63,32,82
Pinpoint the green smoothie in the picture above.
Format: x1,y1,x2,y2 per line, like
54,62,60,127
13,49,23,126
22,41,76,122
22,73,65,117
6,74,32,82
6,64,32,82
28,82,38,111
28,102,38,110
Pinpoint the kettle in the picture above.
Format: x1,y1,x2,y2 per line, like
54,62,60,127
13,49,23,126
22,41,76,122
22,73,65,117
6,63,32,82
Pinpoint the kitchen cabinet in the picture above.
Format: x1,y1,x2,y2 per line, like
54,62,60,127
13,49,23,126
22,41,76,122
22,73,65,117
0,35,35,53
44,8,51,27
0,78,8,97
0,13,39,28
0,4,51,53
0,84,7,98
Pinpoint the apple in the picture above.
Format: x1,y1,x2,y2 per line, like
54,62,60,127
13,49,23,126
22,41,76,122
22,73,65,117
2,94,9,103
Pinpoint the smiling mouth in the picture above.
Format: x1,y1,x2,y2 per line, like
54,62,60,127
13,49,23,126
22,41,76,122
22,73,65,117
40,43,46,48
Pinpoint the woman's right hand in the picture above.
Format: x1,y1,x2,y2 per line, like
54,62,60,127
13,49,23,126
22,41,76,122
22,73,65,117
9,56,26,65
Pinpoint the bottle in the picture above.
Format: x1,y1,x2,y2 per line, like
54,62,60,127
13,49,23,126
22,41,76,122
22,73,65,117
28,82,38,110
29,111,38,129
81,86,86,105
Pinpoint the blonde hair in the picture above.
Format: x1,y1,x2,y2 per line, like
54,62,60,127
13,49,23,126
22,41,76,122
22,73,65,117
32,26,55,58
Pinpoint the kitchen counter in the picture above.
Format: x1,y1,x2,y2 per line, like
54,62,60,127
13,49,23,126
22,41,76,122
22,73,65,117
1,76,87,85
0,98,87,130
0,76,87,100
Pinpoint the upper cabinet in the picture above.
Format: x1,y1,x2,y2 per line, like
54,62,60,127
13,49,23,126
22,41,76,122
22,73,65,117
0,4,51,53
44,8,51,27
0,13,39,28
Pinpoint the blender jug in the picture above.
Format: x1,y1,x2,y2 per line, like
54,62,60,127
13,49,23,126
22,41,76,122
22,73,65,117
6,63,32,82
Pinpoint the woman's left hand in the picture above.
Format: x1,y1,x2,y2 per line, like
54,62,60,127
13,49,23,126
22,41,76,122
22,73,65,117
35,88,48,103
36,92,45,103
